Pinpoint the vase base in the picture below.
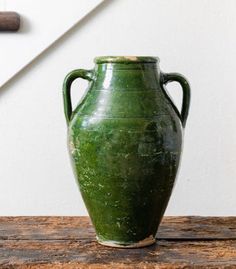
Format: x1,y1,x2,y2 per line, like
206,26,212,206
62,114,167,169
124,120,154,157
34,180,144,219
97,235,156,248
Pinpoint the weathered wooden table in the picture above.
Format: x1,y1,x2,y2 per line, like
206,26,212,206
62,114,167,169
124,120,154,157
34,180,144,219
0,216,235,268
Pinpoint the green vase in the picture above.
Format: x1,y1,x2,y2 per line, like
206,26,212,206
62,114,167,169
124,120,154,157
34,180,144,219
63,56,190,248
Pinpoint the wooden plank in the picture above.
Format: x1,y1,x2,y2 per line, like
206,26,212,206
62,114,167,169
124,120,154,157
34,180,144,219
0,216,235,240
158,216,236,240
0,217,235,268
0,239,235,268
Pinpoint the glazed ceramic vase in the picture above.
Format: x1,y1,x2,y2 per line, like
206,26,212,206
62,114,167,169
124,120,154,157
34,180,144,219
63,56,190,248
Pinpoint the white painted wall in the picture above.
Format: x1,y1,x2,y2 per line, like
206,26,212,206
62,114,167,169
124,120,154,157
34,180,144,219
0,0,236,216
0,0,103,86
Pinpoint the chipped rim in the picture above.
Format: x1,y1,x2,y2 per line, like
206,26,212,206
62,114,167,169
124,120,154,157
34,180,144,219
94,56,159,64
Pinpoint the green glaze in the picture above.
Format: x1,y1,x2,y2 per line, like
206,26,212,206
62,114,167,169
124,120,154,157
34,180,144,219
63,56,190,248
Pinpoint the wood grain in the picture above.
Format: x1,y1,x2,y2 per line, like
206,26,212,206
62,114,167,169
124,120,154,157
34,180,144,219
0,216,235,268
0,216,235,240
0,12,20,32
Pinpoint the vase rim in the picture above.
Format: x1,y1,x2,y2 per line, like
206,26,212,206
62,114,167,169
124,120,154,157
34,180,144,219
94,56,159,64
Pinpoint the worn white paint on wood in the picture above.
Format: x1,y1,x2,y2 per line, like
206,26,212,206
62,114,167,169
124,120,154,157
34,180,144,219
0,0,103,87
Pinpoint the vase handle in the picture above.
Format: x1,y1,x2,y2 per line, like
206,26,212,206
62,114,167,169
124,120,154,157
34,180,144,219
63,69,94,125
161,72,191,128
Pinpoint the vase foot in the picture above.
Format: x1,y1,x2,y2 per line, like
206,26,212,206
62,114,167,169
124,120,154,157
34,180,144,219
97,235,156,248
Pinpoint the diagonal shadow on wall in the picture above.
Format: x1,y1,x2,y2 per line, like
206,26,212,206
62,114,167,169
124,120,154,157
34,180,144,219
0,0,112,97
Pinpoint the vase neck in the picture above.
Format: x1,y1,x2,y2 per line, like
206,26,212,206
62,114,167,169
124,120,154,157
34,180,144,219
93,62,160,91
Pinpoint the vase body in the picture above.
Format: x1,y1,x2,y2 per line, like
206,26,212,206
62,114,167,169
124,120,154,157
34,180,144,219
63,56,190,248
